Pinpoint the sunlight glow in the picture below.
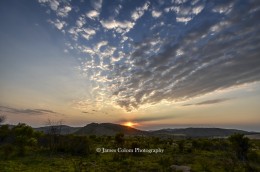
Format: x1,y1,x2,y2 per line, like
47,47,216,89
123,122,135,127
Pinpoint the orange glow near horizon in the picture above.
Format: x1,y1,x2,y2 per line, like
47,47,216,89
123,122,137,127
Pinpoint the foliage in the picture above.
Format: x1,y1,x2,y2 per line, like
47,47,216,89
0,123,42,157
115,132,124,146
0,115,6,124
1,124,260,171
228,133,250,161
12,123,41,156
57,135,91,155
0,125,10,143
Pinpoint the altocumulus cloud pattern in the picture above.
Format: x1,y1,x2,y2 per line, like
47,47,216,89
38,0,260,111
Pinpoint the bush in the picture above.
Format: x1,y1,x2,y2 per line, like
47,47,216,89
1,144,14,159
0,124,11,144
229,133,250,161
247,150,259,163
56,135,91,155
11,123,41,156
115,133,125,146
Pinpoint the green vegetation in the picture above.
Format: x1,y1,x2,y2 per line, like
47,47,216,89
0,123,260,171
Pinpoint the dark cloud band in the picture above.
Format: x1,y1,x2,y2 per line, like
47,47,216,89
183,98,231,106
0,106,57,115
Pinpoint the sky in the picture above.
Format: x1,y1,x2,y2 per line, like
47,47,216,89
0,0,260,131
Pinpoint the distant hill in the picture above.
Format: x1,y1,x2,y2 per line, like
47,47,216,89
245,134,260,140
74,123,148,136
14,123,257,138
34,125,80,135
151,128,255,138
0,124,15,129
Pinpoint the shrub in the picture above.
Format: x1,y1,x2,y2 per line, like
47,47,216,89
229,133,250,161
1,144,14,159
11,123,41,156
0,124,11,144
56,135,91,155
115,133,124,146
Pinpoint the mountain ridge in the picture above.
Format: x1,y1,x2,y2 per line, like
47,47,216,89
32,123,259,138
74,122,148,136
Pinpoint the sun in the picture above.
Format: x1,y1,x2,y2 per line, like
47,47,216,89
123,122,135,127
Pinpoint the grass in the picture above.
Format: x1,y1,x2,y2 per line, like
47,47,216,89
0,132,260,172
1,149,259,172
0,154,75,172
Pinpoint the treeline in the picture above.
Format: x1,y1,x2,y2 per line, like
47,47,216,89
0,120,260,171
0,123,92,158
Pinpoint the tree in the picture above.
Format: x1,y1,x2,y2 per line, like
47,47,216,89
45,119,63,136
0,124,10,143
0,115,6,124
115,133,124,146
229,133,250,161
12,123,40,156
178,140,185,153
45,119,63,152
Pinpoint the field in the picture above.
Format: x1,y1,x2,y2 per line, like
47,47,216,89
0,124,260,172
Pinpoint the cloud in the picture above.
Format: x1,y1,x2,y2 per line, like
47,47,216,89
164,2,204,24
68,17,97,41
100,19,134,33
91,0,103,11
192,5,204,15
38,0,60,11
131,2,150,21
38,0,72,18
183,98,231,106
86,10,99,20
48,19,66,30
212,1,234,14
81,28,96,40
95,41,108,50
117,114,177,123
38,0,49,3
49,0,59,11
176,17,192,23
76,15,86,28
151,10,162,18
38,0,260,112
0,106,57,115
68,27,80,40
81,45,96,55
108,0,260,111
57,6,72,17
